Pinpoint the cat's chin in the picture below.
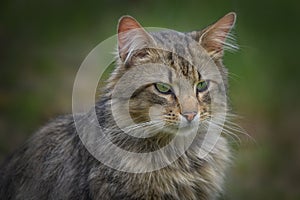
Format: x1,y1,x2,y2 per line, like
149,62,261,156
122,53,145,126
160,124,199,137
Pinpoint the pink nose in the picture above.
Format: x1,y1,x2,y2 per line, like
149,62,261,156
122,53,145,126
182,112,197,122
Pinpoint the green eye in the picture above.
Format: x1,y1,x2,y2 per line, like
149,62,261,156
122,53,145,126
196,80,209,92
155,83,172,94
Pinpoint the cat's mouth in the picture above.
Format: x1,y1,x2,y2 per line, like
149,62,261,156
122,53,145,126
161,114,200,135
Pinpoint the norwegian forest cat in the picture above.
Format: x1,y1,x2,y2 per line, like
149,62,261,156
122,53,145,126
0,12,238,200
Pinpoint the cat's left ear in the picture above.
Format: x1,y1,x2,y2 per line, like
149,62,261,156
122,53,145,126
117,16,154,62
190,12,237,59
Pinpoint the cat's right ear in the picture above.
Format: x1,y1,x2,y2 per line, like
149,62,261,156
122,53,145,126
117,16,153,62
188,12,237,60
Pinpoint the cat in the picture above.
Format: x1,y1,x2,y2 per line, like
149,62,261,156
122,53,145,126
0,12,237,200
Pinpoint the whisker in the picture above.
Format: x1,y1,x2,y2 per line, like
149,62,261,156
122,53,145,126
212,116,257,144
206,121,242,144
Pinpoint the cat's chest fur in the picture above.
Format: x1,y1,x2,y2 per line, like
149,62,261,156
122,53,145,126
88,138,230,200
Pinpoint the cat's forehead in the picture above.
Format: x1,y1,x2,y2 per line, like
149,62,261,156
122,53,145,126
149,30,209,81
151,30,187,44
150,30,201,59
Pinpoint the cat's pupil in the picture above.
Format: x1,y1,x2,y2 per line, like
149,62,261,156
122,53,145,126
196,80,209,92
155,83,172,94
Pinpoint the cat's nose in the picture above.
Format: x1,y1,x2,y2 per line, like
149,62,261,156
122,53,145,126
182,112,197,122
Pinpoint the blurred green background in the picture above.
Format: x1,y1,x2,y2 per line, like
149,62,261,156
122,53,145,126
0,0,299,199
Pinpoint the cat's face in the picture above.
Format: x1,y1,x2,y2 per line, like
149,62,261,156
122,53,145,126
127,49,211,134
109,13,236,136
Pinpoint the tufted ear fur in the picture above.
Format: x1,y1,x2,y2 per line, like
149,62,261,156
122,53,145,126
117,16,153,62
189,12,237,59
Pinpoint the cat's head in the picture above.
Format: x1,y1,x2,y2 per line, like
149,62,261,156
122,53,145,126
108,13,236,137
